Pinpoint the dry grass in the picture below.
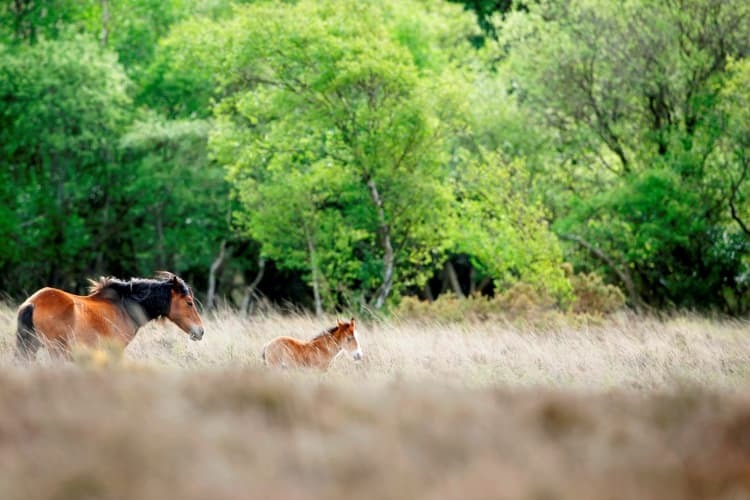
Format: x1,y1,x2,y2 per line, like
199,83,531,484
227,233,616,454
1,303,750,499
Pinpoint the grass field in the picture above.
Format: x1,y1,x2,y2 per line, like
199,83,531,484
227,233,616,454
1,303,750,499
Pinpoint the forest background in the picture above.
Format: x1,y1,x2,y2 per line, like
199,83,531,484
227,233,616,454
2,0,750,317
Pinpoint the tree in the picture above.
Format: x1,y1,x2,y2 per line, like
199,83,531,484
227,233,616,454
0,0,95,44
495,0,750,310
119,114,231,281
455,155,571,302
0,35,131,293
447,0,515,42
206,0,474,309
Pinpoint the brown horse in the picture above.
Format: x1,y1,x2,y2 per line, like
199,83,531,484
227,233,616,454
15,272,205,360
262,318,363,370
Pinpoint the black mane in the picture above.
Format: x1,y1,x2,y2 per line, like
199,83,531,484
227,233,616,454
89,273,190,323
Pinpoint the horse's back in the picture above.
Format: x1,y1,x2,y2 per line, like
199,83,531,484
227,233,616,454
25,287,76,312
21,287,78,344
21,287,126,348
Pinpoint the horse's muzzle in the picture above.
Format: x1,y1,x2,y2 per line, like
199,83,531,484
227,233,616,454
353,351,363,361
190,327,205,341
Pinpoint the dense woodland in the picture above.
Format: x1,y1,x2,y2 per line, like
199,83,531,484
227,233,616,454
1,0,750,315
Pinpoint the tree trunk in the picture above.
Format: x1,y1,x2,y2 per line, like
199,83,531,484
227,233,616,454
366,177,394,309
728,158,750,239
560,233,646,312
206,240,230,311
476,276,493,295
241,256,266,317
469,268,493,296
100,0,110,47
443,260,465,298
305,229,323,316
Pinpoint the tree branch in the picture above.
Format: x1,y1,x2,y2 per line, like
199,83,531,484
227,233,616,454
240,255,266,317
560,233,646,311
728,156,750,239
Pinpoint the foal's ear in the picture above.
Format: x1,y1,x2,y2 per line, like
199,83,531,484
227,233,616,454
336,318,344,327
350,317,355,328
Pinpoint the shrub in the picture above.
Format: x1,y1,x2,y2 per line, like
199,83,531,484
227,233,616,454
570,272,626,315
395,272,625,325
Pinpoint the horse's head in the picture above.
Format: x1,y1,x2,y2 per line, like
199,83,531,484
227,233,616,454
336,318,362,361
163,273,205,341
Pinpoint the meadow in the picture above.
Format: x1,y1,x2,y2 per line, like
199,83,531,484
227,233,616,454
1,303,750,499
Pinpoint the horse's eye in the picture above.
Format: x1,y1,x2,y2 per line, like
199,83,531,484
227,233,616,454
187,301,194,308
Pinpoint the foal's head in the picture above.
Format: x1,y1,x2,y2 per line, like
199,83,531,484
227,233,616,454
160,272,205,341
334,318,362,361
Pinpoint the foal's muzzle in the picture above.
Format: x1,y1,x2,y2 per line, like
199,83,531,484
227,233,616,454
190,327,205,341
353,351,363,361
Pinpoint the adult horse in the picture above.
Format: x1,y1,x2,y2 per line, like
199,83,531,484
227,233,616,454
262,318,363,370
16,272,204,360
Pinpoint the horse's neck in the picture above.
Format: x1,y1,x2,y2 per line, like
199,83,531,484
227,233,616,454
105,279,170,322
132,287,171,320
123,300,152,329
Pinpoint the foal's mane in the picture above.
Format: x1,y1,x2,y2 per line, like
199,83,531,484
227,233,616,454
311,324,341,340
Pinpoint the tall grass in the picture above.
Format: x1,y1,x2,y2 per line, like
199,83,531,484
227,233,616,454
1,302,750,499
5,303,748,391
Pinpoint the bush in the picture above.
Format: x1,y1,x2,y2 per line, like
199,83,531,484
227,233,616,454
396,293,493,323
395,286,553,325
570,272,626,315
395,272,625,325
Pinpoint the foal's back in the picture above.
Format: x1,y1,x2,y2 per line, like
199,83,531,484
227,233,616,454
262,336,312,368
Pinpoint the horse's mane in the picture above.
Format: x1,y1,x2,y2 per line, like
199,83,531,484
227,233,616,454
89,272,190,296
88,272,191,322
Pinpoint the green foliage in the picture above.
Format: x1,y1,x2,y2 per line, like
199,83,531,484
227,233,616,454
119,114,231,275
135,27,217,118
0,0,95,44
3,0,750,317
193,0,568,310
447,0,514,42
205,0,481,308
455,155,572,303
493,0,750,311
0,35,131,290
0,1,239,297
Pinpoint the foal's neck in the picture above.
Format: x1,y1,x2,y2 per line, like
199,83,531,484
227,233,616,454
310,332,341,358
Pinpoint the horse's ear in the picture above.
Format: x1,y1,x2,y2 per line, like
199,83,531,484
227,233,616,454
350,317,355,327
170,275,181,290
336,318,344,327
